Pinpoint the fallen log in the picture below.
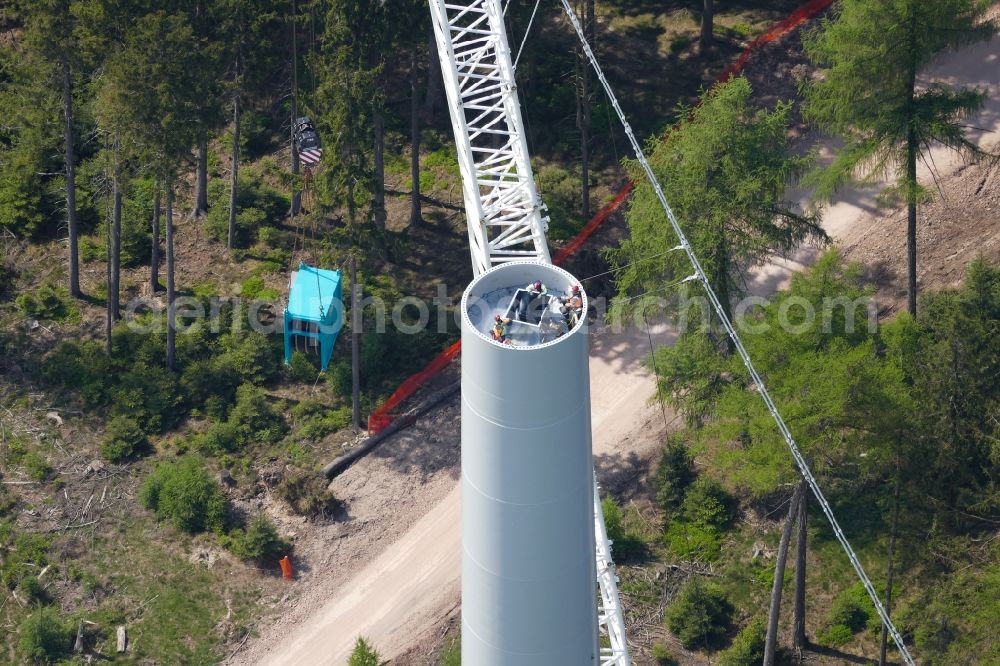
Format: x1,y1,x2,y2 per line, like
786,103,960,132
322,381,460,480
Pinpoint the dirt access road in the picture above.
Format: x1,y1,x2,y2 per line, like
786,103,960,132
241,23,1000,666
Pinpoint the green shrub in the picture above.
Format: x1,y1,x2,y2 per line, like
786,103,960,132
819,582,876,646
180,356,241,417
651,644,678,665
43,340,110,405
0,486,15,516
17,574,45,604
653,437,696,515
601,496,645,561
669,35,691,53
16,283,77,322
257,226,293,251
22,451,51,481
289,351,317,383
17,607,73,663
719,616,767,666
348,637,381,666
240,274,280,301
664,520,723,561
817,623,854,647
0,527,52,589
224,514,289,565
101,415,148,463
291,399,352,441
204,174,289,247
681,477,737,530
665,579,733,649
108,365,183,433
218,332,279,384
729,21,753,39
277,470,340,518
603,496,626,545
537,164,584,240
229,384,288,446
79,235,102,263
197,421,239,454
139,456,227,534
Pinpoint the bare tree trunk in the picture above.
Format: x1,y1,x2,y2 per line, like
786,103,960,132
701,0,714,48
905,18,918,317
879,467,901,666
425,24,443,123
793,476,808,652
583,0,595,220
765,485,804,665
906,130,918,316
62,55,80,298
151,179,160,292
410,48,422,230
165,186,176,371
289,0,301,217
110,166,122,323
575,14,591,222
194,133,208,215
373,109,386,230
347,178,357,227
105,192,112,355
228,96,241,250
351,257,362,430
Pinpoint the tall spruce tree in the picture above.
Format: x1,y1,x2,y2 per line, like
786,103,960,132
385,0,427,229
218,0,282,249
0,28,63,240
182,0,225,217
96,10,202,367
803,0,996,316
313,0,383,228
613,77,823,328
20,0,83,297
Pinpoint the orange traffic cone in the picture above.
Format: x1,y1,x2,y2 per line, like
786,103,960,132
279,555,294,580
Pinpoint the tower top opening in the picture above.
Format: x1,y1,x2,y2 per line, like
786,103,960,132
462,261,587,349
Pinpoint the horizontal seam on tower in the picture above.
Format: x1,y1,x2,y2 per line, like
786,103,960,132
462,392,589,431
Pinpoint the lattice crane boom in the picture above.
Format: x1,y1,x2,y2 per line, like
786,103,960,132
428,0,551,276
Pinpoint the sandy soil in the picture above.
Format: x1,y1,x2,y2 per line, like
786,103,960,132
231,14,1000,666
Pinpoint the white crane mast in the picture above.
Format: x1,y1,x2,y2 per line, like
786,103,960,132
428,0,551,276
428,0,631,663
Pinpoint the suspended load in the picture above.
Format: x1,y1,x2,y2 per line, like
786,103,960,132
283,263,343,371
293,116,323,166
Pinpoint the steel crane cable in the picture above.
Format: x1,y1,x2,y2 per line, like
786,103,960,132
557,2,916,664
512,0,542,72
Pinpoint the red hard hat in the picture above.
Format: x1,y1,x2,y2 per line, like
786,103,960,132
494,314,502,322
533,281,542,289
572,284,581,293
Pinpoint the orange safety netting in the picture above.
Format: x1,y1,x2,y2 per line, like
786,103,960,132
367,0,835,435
367,340,462,433
715,0,835,83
